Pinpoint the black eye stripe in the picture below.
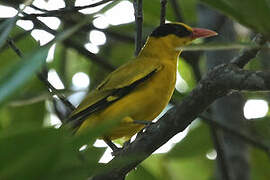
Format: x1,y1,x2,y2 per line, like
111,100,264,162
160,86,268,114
150,23,192,38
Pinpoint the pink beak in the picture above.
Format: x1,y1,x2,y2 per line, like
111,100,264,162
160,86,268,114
191,28,218,39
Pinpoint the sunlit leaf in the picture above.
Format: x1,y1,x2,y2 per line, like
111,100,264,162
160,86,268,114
178,57,196,91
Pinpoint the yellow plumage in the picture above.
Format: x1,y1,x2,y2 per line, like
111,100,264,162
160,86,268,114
69,22,217,141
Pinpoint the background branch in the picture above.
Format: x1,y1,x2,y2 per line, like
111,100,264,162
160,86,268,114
133,0,143,56
21,0,116,19
209,126,232,180
160,0,167,25
232,34,267,68
26,16,116,71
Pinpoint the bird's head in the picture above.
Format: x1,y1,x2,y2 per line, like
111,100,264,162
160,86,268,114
149,22,217,51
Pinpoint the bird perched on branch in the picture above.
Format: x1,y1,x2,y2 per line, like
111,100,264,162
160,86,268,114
68,22,217,151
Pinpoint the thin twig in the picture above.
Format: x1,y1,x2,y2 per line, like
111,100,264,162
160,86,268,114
6,37,75,111
22,9,134,44
36,73,75,111
232,34,267,68
160,0,167,25
6,37,23,57
22,0,115,19
169,0,182,21
29,4,50,12
133,0,143,56
200,115,270,156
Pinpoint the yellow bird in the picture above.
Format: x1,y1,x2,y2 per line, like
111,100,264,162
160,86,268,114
69,22,217,148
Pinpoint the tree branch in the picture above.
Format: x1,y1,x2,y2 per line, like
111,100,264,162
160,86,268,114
232,34,267,68
90,35,268,180
209,125,232,180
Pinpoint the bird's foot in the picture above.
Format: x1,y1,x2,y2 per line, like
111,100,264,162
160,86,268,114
123,139,131,148
104,138,122,156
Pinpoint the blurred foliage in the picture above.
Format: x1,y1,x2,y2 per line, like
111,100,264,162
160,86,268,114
0,0,269,179
201,0,270,38
165,122,213,159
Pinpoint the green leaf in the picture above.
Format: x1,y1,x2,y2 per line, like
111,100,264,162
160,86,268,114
0,127,65,180
165,155,214,180
45,146,105,180
0,125,106,180
165,122,213,158
0,46,49,107
178,57,196,91
7,100,45,127
0,26,37,72
0,17,17,49
0,16,91,107
201,0,270,38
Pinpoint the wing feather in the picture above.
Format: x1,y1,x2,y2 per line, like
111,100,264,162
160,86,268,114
67,58,162,128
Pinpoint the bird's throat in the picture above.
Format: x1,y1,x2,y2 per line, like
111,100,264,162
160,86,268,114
138,37,181,61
